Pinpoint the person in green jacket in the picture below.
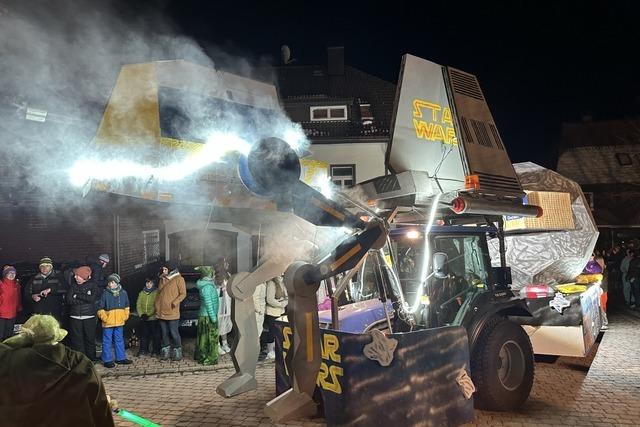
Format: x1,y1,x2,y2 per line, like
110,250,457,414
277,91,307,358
136,278,161,357
194,266,219,365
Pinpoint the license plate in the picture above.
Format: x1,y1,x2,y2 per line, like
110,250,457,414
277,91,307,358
180,319,197,327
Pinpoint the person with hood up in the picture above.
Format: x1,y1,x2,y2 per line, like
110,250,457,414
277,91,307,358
0,265,22,341
194,265,219,365
0,314,114,426
156,262,186,361
66,265,99,361
97,274,132,368
136,278,161,356
26,257,67,323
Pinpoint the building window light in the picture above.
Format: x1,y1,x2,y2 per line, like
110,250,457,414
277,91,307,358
310,105,347,121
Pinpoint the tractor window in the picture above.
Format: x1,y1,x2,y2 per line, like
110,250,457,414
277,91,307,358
425,234,489,327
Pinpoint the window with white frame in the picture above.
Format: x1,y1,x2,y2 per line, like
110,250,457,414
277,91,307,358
310,105,347,121
143,230,161,264
330,164,355,189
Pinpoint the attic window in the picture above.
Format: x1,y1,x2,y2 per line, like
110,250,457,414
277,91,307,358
310,105,347,121
359,104,372,119
615,153,633,166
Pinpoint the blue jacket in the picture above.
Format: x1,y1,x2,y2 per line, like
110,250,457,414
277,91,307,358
97,286,130,327
196,278,219,322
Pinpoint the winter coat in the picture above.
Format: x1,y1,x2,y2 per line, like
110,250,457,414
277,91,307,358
136,289,158,320
66,279,99,317
155,271,187,321
266,279,288,317
0,278,22,319
629,257,640,284
97,286,130,328
254,283,266,335
0,341,114,427
26,270,67,317
197,278,219,322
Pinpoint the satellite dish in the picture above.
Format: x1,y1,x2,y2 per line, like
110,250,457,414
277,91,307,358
281,45,296,65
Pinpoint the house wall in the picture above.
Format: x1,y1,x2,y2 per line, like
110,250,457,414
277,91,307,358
308,142,387,183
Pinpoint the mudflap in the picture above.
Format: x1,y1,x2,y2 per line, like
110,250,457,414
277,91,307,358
274,321,475,427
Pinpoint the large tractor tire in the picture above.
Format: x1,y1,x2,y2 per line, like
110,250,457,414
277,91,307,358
470,317,534,411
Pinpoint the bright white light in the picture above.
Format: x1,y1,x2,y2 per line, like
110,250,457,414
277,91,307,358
319,176,334,199
282,127,307,151
410,193,442,313
406,230,421,239
68,132,251,187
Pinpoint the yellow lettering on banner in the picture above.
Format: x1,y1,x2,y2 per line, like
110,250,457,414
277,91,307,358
282,326,292,350
322,334,341,363
442,107,453,125
317,363,343,395
412,100,441,121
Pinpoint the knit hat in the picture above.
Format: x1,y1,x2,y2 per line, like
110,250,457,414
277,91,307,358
99,254,110,263
73,266,92,281
3,265,17,277
3,314,68,348
39,257,53,268
107,273,121,284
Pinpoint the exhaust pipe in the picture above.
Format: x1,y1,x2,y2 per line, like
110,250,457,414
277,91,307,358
451,196,542,218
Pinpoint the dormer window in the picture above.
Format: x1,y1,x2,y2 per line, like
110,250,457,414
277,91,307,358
310,105,347,121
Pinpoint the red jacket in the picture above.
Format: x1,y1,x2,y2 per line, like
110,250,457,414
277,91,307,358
0,278,22,319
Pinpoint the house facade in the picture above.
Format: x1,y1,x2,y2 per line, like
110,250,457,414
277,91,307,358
556,118,640,246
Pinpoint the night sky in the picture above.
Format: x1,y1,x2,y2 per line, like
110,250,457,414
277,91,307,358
98,1,640,167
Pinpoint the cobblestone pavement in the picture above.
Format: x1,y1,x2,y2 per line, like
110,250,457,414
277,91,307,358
104,309,640,427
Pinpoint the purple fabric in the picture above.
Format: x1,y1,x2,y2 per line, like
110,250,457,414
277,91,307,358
583,260,602,274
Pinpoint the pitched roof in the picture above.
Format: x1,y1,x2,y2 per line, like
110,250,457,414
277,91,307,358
266,64,396,141
561,119,640,149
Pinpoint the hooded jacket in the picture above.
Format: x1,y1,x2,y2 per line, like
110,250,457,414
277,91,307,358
155,270,187,321
0,341,114,426
0,278,22,319
266,278,288,317
136,286,158,320
97,286,130,328
196,277,219,322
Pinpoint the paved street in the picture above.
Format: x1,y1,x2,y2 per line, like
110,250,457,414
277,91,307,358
104,309,640,427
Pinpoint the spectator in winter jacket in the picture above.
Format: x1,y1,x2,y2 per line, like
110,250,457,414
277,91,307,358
0,314,114,427
628,249,640,311
194,266,219,365
621,249,635,307
89,254,111,291
0,266,22,341
97,274,131,368
136,278,160,356
66,265,99,361
155,262,186,361
26,257,67,323
261,276,288,360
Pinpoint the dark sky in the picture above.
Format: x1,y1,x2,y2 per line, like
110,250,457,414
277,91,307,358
134,1,640,167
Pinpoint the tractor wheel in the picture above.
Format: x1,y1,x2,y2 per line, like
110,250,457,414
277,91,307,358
470,317,534,411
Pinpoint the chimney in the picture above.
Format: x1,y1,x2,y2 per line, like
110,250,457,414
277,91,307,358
327,46,345,76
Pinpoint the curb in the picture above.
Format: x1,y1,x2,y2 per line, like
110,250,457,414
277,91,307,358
100,359,274,379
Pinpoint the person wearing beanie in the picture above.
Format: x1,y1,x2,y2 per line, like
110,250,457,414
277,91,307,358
136,278,160,356
0,265,22,340
97,274,131,368
194,266,219,365
66,265,99,361
26,257,67,324
0,315,114,426
156,262,186,361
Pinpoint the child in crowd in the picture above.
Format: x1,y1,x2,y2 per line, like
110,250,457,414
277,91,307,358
215,258,232,355
97,274,132,368
194,266,219,365
136,278,160,356
0,265,22,340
